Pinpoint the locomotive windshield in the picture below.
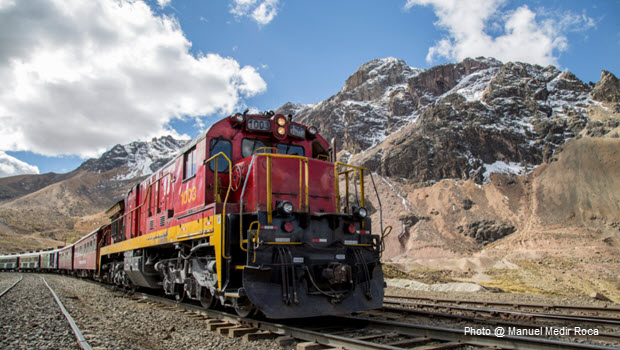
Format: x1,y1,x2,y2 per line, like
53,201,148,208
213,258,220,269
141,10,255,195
241,138,305,158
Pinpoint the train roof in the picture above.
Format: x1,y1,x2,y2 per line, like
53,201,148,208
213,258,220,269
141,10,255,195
19,251,41,257
72,227,101,246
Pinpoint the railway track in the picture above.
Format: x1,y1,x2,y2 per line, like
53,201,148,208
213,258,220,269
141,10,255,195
0,273,22,298
0,274,91,350
385,294,620,317
125,289,619,349
3,273,618,349
383,299,620,326
375,305,620,345
39,276,92,350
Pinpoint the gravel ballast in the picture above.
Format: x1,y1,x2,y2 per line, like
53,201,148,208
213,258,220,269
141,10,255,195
36,273,284,350
0,274,80,350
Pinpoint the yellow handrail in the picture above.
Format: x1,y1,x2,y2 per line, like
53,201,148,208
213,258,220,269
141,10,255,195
108,172,175,237
334,162,367,212
205,152,232,260
253,153,310,224
254,146,278,154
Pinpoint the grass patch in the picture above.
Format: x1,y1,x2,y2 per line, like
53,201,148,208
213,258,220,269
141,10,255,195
382,264,461,284
481,269,549,294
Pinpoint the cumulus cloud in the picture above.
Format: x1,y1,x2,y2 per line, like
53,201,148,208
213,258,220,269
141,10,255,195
0,0,266,158
229,0,279,26
404,0,595,66
0,152,39,178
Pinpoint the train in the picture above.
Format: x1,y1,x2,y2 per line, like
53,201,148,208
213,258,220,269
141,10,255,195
0,111,391,319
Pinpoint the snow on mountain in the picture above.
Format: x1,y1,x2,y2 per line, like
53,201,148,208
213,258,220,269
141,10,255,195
280,57,619,184
79,136,188,180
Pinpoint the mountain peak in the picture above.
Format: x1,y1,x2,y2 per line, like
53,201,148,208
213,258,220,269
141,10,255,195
79,136,188,179
279,56,610,184
342,57,423,98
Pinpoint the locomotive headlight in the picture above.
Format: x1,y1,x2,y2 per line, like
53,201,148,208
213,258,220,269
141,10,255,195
307,126,318,135
352,206,367,219
276,116,287,126
277,126,287,136
277,200,294,215
230,113,244,124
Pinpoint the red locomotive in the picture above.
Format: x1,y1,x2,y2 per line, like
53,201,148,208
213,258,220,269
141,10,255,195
3,111,390,319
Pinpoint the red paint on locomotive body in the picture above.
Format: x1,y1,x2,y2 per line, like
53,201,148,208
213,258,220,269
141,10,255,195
114,114,333,239
9,112,385,319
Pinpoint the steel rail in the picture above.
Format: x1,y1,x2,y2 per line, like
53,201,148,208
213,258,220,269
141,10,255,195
129,292,436,350
379,305,620,344
385,294,620,315
0,274,23,298
344,315,619,350
130,289,617,350
383,300,620,326
40,276,92,350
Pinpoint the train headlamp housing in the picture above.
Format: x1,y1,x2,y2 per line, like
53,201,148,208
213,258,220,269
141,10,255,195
307,126,318,137
230,113,245,125
276,126,287,136
352,206,367,219
276,116,287,126
276,200,294,215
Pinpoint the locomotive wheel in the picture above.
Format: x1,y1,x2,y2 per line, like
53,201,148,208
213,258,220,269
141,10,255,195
234,298,256,318
199,288,216,309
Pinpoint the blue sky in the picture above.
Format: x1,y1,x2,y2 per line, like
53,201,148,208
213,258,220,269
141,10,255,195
0,0,618,176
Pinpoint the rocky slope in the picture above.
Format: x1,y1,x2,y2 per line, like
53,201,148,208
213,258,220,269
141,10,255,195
280,58,619,185
0,136,187,252
280,57,620,300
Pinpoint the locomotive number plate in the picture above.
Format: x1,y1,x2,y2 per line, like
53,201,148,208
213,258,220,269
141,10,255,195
247,118,271,132
289,124,306,138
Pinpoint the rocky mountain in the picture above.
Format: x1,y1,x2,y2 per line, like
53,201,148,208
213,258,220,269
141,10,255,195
79,136,187,180
0,136,188,252
279,57,620,300
279,57,619,185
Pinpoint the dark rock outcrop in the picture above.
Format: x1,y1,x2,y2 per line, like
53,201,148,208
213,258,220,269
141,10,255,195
458,220,517,245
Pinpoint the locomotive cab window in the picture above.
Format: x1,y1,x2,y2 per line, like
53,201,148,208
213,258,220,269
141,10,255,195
184,147,197,180
277,143,305,156
312,141,329,160
209,138,231,173
241,138,272,158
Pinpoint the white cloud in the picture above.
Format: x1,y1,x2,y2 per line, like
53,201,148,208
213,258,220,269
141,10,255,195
0,152,39,178
156,0,171,8
229,0,279,26
404,0,595,66
0,0,266,158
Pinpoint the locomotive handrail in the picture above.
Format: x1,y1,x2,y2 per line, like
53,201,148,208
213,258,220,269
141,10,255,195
238,153,310,265
204,152,233,260
254,146,277,154
258,153,310,224
106,172,174,238
334,162,366,215
334,164,388,250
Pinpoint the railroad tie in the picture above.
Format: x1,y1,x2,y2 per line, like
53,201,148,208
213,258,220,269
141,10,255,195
228,327,258,338
275,336,297,347
242,331,278,341
205,320,231,331
295,342,329,350
216,324,246,336
386,337,432,347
